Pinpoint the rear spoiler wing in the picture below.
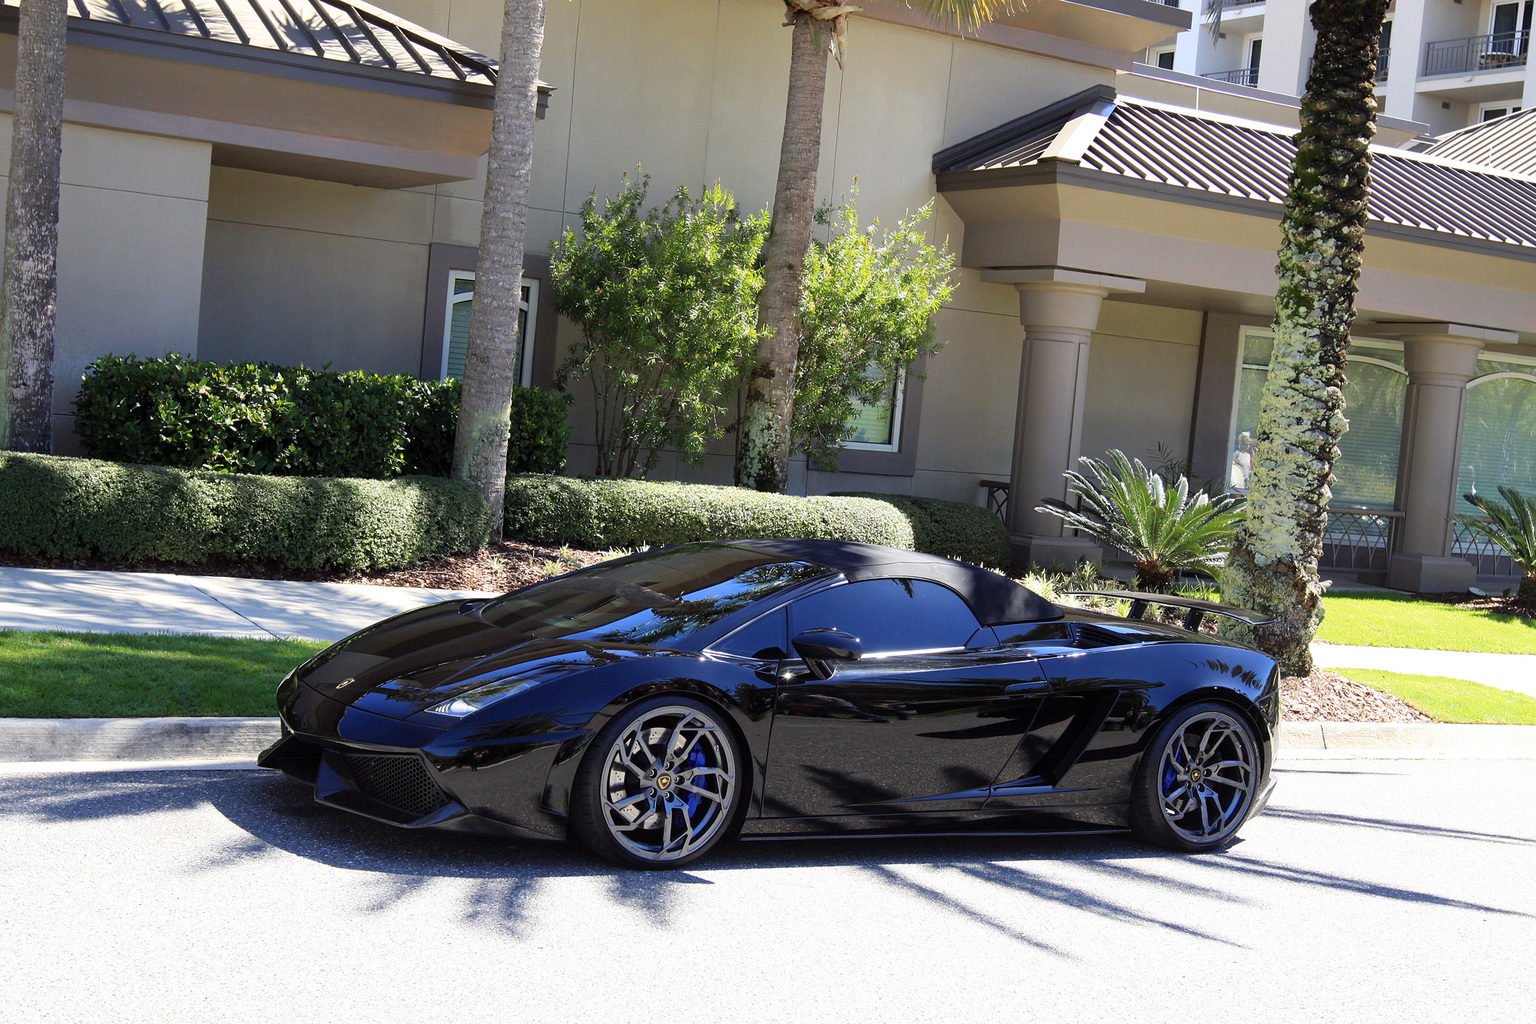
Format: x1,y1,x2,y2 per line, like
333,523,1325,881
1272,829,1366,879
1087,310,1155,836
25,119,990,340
1063,590,1276,632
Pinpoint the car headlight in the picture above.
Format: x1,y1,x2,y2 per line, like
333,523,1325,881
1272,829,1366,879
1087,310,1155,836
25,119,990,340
427,678,540,717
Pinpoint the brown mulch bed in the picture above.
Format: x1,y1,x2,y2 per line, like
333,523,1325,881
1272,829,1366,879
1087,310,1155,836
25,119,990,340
0,540,611,593
1281,667,1430,724
1417,589,1535,620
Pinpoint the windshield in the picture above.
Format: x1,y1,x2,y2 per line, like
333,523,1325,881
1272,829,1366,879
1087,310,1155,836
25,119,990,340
481,545,830,648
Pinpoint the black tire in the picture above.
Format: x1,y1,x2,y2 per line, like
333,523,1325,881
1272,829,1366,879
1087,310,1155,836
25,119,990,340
569,696,744,870
1130,701,1261,853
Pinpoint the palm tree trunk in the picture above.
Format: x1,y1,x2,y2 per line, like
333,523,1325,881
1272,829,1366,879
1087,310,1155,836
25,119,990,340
0,0,69,453
1222,0,1390,676
736,14,827,493
452,0,546,536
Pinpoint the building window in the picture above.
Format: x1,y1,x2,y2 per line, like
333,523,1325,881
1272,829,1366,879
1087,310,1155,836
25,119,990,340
1230,329,1406,508
1480,102,1524,122
843,369,905,452
1245,35,1263,76
441,271,539,385
1458,353,1536,514
1489,1,1533,54
1154,48,1177,70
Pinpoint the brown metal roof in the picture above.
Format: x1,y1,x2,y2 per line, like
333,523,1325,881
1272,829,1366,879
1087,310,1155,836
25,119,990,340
935,90,1536,253
3,0,498,87
1424,108,1536,178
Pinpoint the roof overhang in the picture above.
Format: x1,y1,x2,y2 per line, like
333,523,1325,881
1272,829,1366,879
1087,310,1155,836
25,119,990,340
862,0,1190,71
0,7,534,187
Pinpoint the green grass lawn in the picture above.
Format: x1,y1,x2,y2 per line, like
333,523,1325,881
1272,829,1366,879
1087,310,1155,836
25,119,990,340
0,630,325,718
1315,590,1536,654
1345,668,1536,725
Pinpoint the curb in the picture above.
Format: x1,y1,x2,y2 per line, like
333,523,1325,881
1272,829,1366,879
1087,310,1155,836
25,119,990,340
2,717,1534,764
0,717,280,762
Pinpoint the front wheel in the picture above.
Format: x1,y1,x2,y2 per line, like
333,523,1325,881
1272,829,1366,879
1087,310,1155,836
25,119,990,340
569,697,743,869
1130,702,1261,853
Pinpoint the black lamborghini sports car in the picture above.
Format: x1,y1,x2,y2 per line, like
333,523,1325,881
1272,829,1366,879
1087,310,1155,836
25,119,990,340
259,539,1280,868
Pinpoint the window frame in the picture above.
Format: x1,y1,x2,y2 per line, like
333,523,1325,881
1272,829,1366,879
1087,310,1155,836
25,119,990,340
419,242,558,387
439,270,540,387
842,368,907,453
819,355,926,477
787,577,983,658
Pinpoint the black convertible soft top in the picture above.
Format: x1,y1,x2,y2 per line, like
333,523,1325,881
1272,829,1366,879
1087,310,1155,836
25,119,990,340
726,539,1062,625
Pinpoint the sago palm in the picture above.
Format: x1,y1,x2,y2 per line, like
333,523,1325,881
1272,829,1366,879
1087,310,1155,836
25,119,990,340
1035,450,1246,592
1461,487,1536,607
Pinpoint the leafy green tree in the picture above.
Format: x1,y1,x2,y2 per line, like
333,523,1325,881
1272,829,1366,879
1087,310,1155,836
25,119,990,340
792,193,955,469
1461,487,1536,608
551,174,769,478
1219,0,1391,674
1036,450,1246,592
737,0,1012,492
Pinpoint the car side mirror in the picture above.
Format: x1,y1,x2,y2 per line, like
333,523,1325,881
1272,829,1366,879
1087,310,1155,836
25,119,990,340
792,629,863,680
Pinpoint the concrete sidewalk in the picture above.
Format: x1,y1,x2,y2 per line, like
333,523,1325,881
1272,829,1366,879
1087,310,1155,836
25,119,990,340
0,566,498,643
1311,642,1536,700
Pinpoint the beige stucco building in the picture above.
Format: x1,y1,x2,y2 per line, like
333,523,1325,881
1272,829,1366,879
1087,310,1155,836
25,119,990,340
7,0,1536,591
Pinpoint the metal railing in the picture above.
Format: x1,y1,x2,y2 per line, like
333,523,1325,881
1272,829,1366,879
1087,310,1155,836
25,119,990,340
1201,67,1261,86
1319,507,1403,575
1452,520,1519,577
1422,32,1530,76
981,479,1010,522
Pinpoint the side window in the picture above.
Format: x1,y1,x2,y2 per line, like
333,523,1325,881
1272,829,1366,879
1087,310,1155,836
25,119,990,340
713,608,787,660
442,271,539,386
790,579,982,655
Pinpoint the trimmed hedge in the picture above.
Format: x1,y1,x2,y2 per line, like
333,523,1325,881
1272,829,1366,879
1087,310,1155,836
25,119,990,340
830,492,1012,568
0,454,491,572
503,475,917,550
74,354,569,479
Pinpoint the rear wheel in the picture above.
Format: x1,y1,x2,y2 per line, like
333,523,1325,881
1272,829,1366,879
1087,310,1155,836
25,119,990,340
569,697,742,869
1130,702,1260,853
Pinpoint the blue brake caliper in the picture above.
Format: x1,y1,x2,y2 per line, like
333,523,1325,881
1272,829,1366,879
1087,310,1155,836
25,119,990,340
685,746,706,815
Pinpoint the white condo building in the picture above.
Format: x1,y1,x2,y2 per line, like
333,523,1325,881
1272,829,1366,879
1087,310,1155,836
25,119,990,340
1144,0,1533,136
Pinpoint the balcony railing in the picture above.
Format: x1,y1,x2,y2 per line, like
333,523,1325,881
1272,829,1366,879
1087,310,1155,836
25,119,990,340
1378,46,1390,81
1452,520,1519,577
1201,67,1260,86
1423,32,1530,76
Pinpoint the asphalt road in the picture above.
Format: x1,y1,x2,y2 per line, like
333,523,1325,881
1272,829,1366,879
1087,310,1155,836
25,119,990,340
2,759,1532,1024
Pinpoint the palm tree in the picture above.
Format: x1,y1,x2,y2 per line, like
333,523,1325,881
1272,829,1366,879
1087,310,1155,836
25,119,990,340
1219,0,1391,675
1461,487,1536,608
0,0,69,453
452,0,547,536
736,0,1012,492
1036,451,1245,592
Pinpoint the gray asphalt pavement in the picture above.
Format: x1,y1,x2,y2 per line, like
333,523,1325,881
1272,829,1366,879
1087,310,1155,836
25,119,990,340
2,759,1532,1024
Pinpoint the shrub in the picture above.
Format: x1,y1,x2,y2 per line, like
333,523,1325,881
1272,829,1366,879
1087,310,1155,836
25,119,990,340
830,492,1011,567
551,173,769,477
0,453,491,573
503,475,916,550
73,354,568,479
1461,486,1536,607
1035,450,1245,592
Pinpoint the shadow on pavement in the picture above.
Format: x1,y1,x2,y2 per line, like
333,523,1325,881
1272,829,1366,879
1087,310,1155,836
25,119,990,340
3,767,1529,947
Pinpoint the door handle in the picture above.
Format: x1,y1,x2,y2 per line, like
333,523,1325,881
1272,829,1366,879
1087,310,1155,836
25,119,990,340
1004,681,1046,694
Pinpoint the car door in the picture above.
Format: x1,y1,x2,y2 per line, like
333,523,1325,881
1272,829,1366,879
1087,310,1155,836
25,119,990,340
760,578,1048,820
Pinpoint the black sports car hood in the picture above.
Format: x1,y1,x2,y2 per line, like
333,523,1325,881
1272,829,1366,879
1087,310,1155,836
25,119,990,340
294,598,660,719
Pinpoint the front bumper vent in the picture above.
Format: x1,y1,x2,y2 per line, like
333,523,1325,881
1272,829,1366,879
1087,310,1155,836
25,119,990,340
344,753,447,819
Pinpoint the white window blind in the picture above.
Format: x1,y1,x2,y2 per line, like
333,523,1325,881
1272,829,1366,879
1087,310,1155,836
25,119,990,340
843,368,904,451
1458,357,1536,513
1231,330,1406,508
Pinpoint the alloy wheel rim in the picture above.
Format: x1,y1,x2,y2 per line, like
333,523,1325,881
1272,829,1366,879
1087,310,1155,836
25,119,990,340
599,705,737,862
1158,711,1256,844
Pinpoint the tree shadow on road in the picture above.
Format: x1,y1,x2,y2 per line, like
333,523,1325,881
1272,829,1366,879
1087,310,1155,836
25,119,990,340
3,767,1529,951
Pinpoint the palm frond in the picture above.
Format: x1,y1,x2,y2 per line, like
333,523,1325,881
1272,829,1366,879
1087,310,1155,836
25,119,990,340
1461,486,1536,575
1036,450,1245,587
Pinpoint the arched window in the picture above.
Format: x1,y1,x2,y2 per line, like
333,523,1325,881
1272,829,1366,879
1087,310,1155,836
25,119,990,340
1458,361,1536,514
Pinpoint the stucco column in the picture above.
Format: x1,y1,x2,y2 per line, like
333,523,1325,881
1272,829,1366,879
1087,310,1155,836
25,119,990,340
1375,323,1515,592
981,268,1146,569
